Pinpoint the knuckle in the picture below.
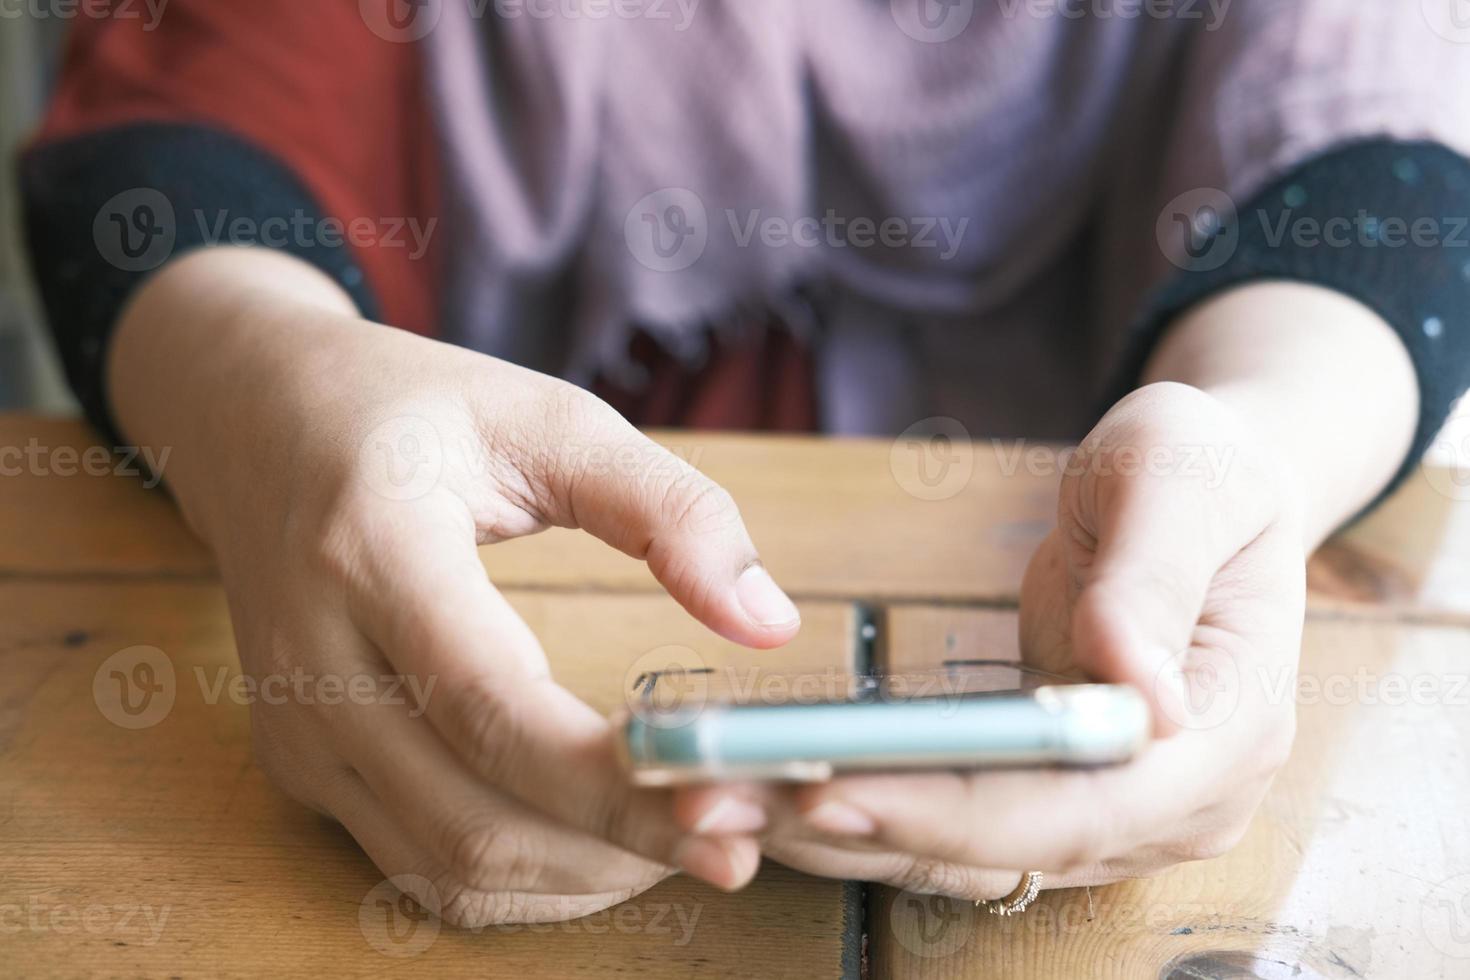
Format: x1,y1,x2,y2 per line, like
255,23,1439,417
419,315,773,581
544,380,615,442
1054,789,1114,870
248,713,323,806
434,879,505,929
893,856,974,899
583,786,642,853
663,477,739,536
446,678,527,784
1173,823,1249,864
440,817,537,891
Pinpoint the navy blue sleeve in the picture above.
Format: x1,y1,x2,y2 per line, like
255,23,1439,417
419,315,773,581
20,121,381,442
1112,139,1470,514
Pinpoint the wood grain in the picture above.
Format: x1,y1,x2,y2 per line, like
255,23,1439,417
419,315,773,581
4,415,1466,622
0,581,860,979
870,607,1470,980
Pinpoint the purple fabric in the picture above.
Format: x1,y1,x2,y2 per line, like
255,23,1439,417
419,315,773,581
421,1,1470,438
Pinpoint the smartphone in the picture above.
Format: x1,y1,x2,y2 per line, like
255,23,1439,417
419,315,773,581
615,660,1149,786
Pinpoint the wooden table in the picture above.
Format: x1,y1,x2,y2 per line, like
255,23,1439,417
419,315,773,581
3,415,1468,978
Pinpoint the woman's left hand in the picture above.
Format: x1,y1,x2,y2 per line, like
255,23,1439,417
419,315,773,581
677,382,1307,902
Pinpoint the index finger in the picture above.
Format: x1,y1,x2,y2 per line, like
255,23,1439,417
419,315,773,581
340,504,763,890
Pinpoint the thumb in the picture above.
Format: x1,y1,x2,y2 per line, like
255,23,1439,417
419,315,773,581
547,411,801,649
1067,476,1249,736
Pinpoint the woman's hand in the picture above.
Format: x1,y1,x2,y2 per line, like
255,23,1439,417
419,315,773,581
678,382,1307,899
677,282,1417,904
107,248,801,925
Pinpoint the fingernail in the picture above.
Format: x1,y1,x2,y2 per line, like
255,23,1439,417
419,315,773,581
803,801,877,837
673,837,758,891
736,564,800,629
694,797,767,835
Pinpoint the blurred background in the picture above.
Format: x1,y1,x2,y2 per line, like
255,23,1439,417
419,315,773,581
2,10,1465,462
2,11,71,413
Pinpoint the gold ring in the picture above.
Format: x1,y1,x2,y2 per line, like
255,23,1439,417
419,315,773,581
976,871,1044,916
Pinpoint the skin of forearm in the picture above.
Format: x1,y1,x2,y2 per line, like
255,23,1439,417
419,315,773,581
1142,281,1419,551
106,246,366,544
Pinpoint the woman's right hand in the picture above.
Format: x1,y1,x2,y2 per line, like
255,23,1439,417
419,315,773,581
108,247,801,925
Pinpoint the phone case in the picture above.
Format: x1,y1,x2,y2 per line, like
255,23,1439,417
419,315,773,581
615,660,1149,785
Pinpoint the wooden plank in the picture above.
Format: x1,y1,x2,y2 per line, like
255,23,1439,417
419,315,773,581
3,415,1467,622
868,606,1470,979
0,581,860,979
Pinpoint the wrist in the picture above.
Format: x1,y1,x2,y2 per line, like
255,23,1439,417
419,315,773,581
1141,282,1418,549
107,247,364,546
